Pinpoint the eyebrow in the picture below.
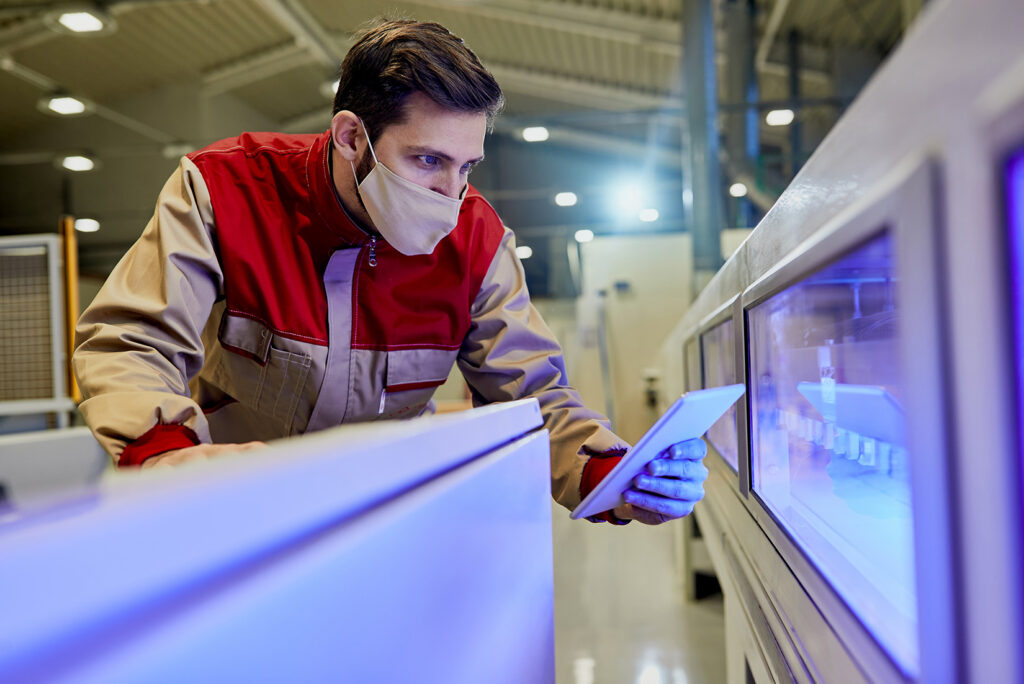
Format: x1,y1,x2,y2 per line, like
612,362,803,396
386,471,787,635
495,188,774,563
407,146,485,166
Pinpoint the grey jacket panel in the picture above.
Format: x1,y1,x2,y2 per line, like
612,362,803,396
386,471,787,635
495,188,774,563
74,158,222,457
458,227,629,510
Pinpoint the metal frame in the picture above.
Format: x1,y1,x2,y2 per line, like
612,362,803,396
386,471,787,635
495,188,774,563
735,157,955,682
0,234,70,428
956,63,1024,682
682,331,702,394
697,295,742,481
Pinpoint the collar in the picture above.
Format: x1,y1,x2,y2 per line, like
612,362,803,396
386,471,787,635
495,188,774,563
306,130,372,246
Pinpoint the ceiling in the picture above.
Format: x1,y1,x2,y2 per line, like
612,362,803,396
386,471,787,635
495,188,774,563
0,0,917,253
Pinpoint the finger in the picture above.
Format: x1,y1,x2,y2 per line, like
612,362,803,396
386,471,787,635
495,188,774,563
646,459,708,481
666,438,707,461
623,490,695,519
632,476,705,502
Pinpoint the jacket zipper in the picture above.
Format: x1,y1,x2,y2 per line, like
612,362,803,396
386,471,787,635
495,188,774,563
367,235,377,267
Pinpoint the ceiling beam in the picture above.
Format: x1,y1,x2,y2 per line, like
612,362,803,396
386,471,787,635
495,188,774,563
406,0,681,57
202,42,313,96
488,63,678,111
0,56,177,144
251,0,341,68
491,118,683,170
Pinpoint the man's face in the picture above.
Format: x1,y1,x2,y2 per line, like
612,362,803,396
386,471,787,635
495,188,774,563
356,91,488,200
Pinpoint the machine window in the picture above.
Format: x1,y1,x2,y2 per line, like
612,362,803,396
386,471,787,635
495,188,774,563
701,319,739,471
747,231,916,674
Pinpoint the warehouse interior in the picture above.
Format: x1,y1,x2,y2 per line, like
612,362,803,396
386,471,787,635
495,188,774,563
6,0,1024,682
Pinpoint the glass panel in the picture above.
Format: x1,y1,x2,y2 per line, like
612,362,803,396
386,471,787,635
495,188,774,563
747,231,917,675
684,338,701,392
1007,145,1024,474
701,319,739,470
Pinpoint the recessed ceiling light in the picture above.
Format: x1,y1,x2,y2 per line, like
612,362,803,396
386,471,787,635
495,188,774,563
45,7,116,36
46,96,87,116
74,218,100,232
555,192,577,207
515,245,533,259
638,208,659,222
38,94,92,117
59,11,104,32
574,229,594,243
522,126,549,142
765,109,795,126
729,182,749,198
61,155,96,172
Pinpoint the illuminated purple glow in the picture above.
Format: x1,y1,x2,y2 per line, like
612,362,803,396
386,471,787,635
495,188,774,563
747,232,917,675
1008,145,1024,543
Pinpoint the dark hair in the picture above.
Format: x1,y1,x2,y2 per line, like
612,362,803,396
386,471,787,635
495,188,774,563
333,19,504,141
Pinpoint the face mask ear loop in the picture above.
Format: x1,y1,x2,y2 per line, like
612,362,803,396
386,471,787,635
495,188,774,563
351,118,379,183
358,118,379,164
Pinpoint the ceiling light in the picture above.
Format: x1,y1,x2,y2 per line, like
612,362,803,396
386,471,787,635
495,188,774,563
39,95,89,116
729,182,748,198
58,11,104,33
574,229,594,243
766,109,795,126
515,245,533,260
45,7,116,36
46,95,86,115
74,218,100,232
613,183,645,217
554,192,577,207
522,126,549,142
61,155,95,172
638,208,659,222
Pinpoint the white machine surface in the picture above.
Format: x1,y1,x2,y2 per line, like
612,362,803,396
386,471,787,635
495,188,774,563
572,384,744,519
0,399,554,683
0,427,108,506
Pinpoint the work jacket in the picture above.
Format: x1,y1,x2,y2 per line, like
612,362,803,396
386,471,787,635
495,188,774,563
73,131,627,513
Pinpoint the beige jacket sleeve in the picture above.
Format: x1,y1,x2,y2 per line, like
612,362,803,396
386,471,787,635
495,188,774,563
73,158,222,460
458,227,630,511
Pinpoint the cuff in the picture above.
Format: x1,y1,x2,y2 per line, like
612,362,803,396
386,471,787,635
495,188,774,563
119,424,201,468
579,448,629,524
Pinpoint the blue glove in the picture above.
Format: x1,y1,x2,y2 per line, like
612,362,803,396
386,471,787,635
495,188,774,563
617,438,709,525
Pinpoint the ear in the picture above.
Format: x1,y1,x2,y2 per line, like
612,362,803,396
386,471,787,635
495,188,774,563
330,111,363,163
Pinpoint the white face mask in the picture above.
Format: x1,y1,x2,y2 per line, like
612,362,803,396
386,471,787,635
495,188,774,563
350,119,466,256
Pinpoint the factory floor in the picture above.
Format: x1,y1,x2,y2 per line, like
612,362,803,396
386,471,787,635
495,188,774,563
552,504,727,684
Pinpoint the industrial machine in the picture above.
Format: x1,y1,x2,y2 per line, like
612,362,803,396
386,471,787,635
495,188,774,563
660,0,1024,680
0,399,554,683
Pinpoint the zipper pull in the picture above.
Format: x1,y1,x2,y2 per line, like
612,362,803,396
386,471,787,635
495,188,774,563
378,388,387,415
368,236,377,267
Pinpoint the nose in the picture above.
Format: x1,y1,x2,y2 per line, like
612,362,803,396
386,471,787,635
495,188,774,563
431,169,464,199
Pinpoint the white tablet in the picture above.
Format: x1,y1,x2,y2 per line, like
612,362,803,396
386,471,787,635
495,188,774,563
571,384,745,520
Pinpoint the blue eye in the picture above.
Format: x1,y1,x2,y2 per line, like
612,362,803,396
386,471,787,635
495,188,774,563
419,155,439,167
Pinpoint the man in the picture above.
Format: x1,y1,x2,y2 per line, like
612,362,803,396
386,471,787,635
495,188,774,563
74,19,708,525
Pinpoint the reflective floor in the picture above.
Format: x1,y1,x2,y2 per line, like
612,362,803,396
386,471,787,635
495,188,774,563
552,504,727,684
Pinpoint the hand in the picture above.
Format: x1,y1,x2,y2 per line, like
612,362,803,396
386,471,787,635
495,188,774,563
612,438,709,525
139,442,266,469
